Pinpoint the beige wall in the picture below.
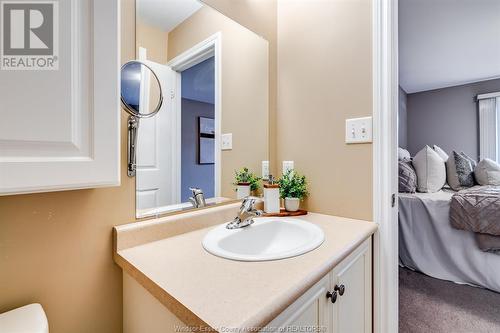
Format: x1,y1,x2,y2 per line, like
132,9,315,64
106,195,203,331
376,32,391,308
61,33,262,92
203,0,278,176
136,20,168,64
277,0,373,220
0,1,136,332
168,6,269,198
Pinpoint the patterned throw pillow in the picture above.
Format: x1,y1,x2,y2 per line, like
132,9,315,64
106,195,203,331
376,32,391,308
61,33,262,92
460,152,477,169
446,151,475,191
399,161,417,193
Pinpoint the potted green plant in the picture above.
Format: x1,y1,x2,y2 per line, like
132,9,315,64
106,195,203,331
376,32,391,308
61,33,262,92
278,169,308,212
233,167,261,199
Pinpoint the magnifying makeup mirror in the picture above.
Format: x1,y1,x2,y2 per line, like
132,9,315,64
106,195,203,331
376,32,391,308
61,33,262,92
120,60,163,177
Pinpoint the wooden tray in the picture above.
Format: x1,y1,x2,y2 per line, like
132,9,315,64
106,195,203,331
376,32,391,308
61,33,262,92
263,209,308,217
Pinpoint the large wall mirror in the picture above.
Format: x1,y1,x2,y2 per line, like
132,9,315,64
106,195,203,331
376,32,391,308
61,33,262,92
134,0,269,218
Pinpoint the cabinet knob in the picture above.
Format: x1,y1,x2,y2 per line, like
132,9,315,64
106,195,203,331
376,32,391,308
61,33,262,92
334,284,345,296
326,290,337,303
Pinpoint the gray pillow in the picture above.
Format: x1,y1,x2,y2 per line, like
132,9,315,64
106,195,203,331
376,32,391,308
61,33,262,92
399,161,417,193
446,151,475,191
474,158,500,186
412,145,446,193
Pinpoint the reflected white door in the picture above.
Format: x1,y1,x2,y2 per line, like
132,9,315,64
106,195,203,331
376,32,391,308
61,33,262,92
136,59,179,211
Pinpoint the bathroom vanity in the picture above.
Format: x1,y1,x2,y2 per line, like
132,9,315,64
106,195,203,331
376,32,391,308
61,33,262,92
113,202,377,332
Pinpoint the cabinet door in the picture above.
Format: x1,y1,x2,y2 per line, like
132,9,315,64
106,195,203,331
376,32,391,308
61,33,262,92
332,239,372,333
265,275,329,332
0,0,120,195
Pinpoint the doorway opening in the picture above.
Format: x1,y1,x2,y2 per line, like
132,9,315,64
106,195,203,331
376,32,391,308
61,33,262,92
374,0,500,332
135,33,222,217
179,57,216,202
396,1,500,332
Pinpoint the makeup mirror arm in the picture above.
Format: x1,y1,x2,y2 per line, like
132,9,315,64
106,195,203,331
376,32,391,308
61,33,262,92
127,115,139,177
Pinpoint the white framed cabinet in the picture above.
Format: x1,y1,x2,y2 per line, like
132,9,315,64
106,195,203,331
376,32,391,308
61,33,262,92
267,238,372,333
0,0,120,195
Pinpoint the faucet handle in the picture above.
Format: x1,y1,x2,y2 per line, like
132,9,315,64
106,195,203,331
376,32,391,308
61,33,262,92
240,196,262,213
189,187,203,195
189,187,206,208
240,197,254,212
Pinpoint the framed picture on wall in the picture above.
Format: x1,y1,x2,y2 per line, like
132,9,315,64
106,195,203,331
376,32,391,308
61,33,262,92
198,117,215,164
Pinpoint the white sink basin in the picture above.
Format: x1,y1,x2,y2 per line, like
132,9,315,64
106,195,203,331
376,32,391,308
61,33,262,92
202,217,325,261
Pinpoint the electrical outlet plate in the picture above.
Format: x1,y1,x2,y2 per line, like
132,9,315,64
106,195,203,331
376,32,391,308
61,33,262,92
221,133,232,150
345,116,373,144
262,161,269,180
282,161,294,174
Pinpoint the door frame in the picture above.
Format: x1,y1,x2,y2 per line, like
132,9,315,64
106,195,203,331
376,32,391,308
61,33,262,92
372,0,399,333
167,32,222,198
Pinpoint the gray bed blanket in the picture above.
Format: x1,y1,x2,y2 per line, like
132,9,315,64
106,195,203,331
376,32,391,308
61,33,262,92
450,186,500,252
399,191,500,292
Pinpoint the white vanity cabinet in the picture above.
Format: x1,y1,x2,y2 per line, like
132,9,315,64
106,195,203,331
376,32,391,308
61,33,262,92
0,0,120,195
267,275,330,331
267,238,372,333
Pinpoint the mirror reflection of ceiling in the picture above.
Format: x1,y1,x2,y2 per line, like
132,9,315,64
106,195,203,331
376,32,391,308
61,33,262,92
136,0,203,32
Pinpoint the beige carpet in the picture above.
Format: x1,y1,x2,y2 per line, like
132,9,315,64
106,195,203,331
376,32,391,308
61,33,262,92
399,267,500,333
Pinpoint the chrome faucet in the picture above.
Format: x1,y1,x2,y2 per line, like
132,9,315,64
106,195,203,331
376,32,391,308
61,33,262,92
189,187,206,208
226,197,264,229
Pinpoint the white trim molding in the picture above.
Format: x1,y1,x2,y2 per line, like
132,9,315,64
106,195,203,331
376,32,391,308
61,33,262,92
372,0,399,332
477,91,500,100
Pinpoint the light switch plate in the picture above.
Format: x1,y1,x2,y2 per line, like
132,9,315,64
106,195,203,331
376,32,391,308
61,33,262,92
262,161,269,180
221,133,232,150
282,161,294,174
345,116,373,144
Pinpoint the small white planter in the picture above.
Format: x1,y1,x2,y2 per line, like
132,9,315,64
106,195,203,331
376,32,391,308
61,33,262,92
284,197,300,212
236,184,251,199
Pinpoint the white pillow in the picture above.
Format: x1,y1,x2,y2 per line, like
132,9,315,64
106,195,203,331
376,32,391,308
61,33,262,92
433,145,449,162
398,147,411,161
474,159,500,186
412,145,446,192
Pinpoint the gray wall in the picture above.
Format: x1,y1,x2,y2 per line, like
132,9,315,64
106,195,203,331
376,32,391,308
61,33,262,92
405,78,500,159
399,86,408,148
181,57,215,104
181,98,215,202
181,57,215,202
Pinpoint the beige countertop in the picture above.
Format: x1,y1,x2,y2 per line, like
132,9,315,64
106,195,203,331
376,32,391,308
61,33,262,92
114,204,377,331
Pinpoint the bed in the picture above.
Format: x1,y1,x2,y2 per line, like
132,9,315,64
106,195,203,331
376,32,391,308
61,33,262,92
399,190,500,293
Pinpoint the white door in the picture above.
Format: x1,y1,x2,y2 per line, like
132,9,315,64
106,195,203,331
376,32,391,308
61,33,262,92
332,239,372,333
136,60,179,211
0,0,120,195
